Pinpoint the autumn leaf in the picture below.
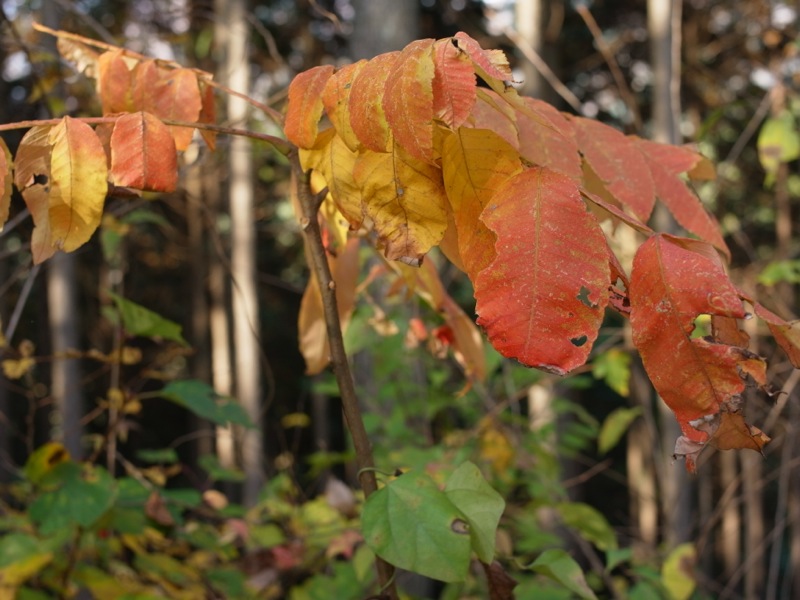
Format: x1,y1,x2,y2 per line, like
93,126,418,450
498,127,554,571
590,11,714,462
0,137,12,229
322,61,367,152
453,31,513,98
751,301,800,368
516,98,581,180
285,65,335,148
432,38,476,129
466,89,519,151
475,167,610,374
57,37,99,78
634,137,729,259
349,51,399,152
441,126,522,277
354,142,448,264
110,112,178,192
571,116,655,222
629,235,766,469
383,39,436,163
197,77,217,150
97,50,134,114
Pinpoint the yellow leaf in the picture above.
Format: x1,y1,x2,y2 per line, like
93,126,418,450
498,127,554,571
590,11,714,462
1,358,35,380
441,127,521,278
479,418,515,475
23,442,70,485
0,138,12,230
354,143,448,264
661,543,696,600
0,552,53,588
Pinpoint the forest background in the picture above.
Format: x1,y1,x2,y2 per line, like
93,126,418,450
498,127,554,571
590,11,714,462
0,0,797,599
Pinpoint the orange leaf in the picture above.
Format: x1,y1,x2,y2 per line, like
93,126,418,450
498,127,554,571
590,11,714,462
453,31,512,88
322,61,367,151
383,39,436,163
353,143,448,265
285,65,334,148
198,77,217,150
516,98,581,180
110,112,178,193
441,127,522,277
0,137,12,229
475,167,610,374
97,50,134,114
634,137,729,259
349,51,399,152
571,116,655,222
752,302,800,368
466,89,519,151
629,235,766,448
432,39,476,129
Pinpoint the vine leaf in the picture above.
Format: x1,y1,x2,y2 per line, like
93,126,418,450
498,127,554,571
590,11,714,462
353,142,448,264
441,127,522,277
110,112,178,193
348,51,398,153
432,38,476,129
475,167,609,374
362,470,471,583
629,235,766,471
14,118,108,264
383,39,436,164
284,65,334,148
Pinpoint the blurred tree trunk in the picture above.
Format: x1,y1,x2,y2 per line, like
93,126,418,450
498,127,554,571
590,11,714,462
350,0,419,59
220,0,264,505
42,0,83,459
647,0,691,547
515,0,545,98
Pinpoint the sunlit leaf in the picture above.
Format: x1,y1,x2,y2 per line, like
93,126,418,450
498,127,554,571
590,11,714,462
475,167,610,374
597,406,641,454
757,111,800,180
752,301,800,368
57,37,99,78
466,89,519,151
322,61,367,151
354,143,448,264
285,65,335,148
349,51,399,152
592,348,632,398
441,127,522,277
362,470,471,582
661,543,696,600
110,112,178,192
453,31,513,97
432,38,476,129
97,50,134,114
516,98,581,180
383,39,436,163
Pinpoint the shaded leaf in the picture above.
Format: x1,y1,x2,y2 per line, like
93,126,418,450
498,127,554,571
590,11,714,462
349,51,398,152
197,77,217,149
572,116,655,222
110,112,178,192
354,143,448,264
443,462,505,563
752,302,800,368
432,38,476,129
516,98,581,180
383,39,436,163
109,292,188,345
629,235,766,470
475,167,610,374
597,406,641,454
159,380,254,428
0,534,54,589
526,549,598,600
441,127,522,277
466,89,519,151
556,502,617,552
285,65,335,149
592,349,632,398
362,470,471,582
0,137,13,229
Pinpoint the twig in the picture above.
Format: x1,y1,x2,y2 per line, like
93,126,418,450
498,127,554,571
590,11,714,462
290,150,397,599
4,263,40,343
574,4,642,130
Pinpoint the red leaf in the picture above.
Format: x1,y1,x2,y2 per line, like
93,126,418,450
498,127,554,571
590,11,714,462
349,51,399,152
432,38,476,129
752,302,800,368
516,98,581,180
635,137,730,259
475,167,610,374
466,89,519,151
629,235,766,449
383,39,436,163
110,112,178,193
453,32,512,84
97,50,134,114
284,65,335,148
571,116,655,222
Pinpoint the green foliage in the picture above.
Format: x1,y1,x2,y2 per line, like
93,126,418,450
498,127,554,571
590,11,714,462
108,292,188,346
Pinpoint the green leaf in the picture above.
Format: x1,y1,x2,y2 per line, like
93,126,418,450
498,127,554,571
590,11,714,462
598,407,642,454
136,448,179,464
526,549,598,600
661,543,696,600
207,567,249,598
159,380,254,428
199,453,246,482
758,111,800,182
109,291,188,346
605,547,633,572
591,348,631,397
29,463,117,535
362,470,471,582
759,259,800,286
556,502,617,552
443,461,505,563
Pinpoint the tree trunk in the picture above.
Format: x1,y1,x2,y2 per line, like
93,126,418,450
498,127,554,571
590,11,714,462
350,0,419,59
514,0,545,98
221,0,264,505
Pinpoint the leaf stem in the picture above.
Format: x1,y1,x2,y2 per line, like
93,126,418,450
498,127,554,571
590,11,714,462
290,149,397,599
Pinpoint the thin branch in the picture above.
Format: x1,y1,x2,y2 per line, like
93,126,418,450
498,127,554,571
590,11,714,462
290,149,397,599
4,263,41,343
